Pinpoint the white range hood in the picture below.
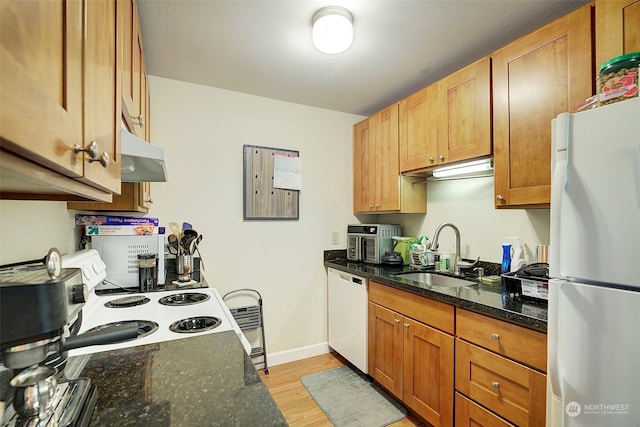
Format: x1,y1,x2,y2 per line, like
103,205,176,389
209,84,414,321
120,128,168,182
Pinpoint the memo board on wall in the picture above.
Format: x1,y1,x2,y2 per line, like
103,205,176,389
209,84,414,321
243,144,300,220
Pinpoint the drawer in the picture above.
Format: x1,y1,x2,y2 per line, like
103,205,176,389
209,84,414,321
456,309,547,371
369,281,454,334
455,392,515,427
455,339,546,427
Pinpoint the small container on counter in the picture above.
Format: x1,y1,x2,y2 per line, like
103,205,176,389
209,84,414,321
138,253,158,292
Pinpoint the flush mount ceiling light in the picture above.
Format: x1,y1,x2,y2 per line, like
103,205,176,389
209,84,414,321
432,158,494,179
312,6,354,54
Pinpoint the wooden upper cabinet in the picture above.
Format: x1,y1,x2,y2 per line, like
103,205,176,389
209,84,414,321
595,0,640,68
82,0,121,194
437,56,492,165
399,57,491,173
121,0,147,140
492,4,593,208
399,84,439,172
1,0,83,177
353,118,373,213
1,0,118,201
374,104,401,211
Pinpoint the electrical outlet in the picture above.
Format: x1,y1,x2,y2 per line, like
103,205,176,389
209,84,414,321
331,231,340,245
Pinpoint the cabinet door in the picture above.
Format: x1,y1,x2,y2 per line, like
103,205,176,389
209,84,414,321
374,104,400,211
399,85,439,172
82,0,120,194
353,118,374,213
120,0,145,138
0,0,83,176
595,0,640,68
403,318,454,427
368,302,403,399
437,57,491,165
493,4,592,208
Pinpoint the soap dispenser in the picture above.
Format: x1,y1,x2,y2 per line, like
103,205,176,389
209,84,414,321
501,243,512,274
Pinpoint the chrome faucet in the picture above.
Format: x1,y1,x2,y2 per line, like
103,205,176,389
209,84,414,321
429,222,479,275
429,222,461,272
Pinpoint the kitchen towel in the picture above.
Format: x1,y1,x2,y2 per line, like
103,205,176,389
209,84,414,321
300,365,407,427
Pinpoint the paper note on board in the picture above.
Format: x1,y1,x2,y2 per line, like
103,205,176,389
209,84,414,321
273,154,302,191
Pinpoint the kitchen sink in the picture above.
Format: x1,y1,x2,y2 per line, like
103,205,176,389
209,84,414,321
392,271,474,288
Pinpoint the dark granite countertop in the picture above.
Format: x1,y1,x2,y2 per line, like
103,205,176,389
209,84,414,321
325,258,548,333
65,331,287,426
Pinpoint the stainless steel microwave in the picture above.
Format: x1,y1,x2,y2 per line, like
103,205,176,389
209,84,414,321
347,224,401,264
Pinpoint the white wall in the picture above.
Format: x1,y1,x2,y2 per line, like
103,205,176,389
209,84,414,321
148,76,363,354
0,200,76,264
379,177,550,264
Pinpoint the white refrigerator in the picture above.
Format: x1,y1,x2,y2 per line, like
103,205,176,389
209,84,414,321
547,97,640,426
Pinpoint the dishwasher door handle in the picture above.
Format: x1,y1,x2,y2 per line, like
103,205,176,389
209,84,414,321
338,273,363,285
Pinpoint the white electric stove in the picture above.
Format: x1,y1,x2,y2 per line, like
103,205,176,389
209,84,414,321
61,249,250,357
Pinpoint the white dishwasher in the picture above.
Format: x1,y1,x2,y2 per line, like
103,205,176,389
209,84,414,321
327,267,368,373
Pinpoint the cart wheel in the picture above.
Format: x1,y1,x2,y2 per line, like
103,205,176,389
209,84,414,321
264,368,269,375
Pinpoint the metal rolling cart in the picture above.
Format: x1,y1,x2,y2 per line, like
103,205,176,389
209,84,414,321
222,288,269,374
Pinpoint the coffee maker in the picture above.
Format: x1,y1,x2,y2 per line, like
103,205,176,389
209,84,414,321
0,249,137,426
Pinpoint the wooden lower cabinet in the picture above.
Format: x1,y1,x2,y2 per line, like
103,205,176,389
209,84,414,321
455,393,515,427
368,282,454,426
455,339,546,427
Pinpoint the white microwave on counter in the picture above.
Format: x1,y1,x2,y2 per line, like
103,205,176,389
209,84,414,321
90,234,165,290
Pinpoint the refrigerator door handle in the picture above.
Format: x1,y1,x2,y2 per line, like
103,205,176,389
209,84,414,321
546,278,563,426
550,114,570,279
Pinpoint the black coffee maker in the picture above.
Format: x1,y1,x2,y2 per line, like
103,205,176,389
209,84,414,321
0,249,138,426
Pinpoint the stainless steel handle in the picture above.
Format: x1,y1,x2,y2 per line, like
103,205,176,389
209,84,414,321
496,195,504,202
491,381,499,389
439,155,445,161
132,114,145,127
491,333,500,340
73,141,110,168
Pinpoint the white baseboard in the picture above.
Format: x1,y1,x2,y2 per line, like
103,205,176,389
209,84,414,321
267,342,330,367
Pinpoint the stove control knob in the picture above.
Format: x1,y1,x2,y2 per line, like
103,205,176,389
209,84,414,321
72,284,88,304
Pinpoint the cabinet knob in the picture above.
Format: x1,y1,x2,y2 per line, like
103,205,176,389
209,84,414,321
439,155,445,161
491,333,500,341
403,323,409,328
491,381,500,389
74,141,110,168
429,156,434,163
394,319,400,325
369,204,374,209
132,114,145,127
496,195,504,202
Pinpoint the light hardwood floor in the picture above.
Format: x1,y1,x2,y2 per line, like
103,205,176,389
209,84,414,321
259,352,426,426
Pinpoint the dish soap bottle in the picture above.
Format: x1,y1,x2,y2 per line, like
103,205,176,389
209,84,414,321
501,243,512,274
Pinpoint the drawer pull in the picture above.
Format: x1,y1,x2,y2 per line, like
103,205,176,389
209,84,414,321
394,319,400,325
403,323,409,329
491,381,500,389
491,333,500,341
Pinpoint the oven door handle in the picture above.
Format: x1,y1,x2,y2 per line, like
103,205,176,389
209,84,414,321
60,323,139,352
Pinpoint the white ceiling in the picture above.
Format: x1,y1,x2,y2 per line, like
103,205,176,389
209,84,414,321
138,0,589,117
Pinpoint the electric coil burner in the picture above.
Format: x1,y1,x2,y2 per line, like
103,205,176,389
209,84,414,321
61,249,252,358
158,292,210,306
84,320,159,342
105,295,150,308
169,316,222,333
